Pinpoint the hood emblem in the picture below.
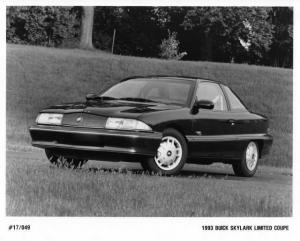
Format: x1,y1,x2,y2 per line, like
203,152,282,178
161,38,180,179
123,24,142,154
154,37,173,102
76,117,83,123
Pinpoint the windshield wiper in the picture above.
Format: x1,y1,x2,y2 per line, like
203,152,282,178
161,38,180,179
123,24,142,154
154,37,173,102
88,95,119,101
119,97,157,103
99,96,119,100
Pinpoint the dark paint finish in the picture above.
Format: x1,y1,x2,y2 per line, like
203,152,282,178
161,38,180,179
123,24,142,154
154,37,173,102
29,76,273,165
30,125,161,159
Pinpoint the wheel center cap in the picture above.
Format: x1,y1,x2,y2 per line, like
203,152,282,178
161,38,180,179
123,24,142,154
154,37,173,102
167,151,172,156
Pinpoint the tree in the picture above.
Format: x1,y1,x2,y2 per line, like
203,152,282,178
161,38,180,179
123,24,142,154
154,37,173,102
6,6,79,47
6,6,292,68
159,31,186,60
80,6,94,49
92,7,165,56
181,7,273,64
266,7,293,68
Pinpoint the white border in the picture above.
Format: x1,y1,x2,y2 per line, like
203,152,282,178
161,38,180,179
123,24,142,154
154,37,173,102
1,1,298,241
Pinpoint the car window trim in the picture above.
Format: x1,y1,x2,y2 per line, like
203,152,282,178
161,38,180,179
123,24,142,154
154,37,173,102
188,80,199,109
219,84,231,111
189,79,205,109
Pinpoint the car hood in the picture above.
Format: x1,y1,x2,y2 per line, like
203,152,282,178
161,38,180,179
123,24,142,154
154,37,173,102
41,100,181,119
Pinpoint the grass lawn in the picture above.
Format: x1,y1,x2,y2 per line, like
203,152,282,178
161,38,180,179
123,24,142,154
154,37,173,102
6,151,292,217
6,44,292,167
6,44,293,216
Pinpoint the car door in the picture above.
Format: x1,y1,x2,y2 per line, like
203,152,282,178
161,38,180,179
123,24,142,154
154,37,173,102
220,84,262,157
221,84,254,134
189,81,236,159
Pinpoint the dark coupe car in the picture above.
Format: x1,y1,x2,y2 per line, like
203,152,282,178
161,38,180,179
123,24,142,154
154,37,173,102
29,76,273,177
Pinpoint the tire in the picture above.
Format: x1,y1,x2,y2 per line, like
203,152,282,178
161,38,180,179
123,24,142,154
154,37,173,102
144,128,188,175
232,141,259,177
45,149,87,169
139,160,151,172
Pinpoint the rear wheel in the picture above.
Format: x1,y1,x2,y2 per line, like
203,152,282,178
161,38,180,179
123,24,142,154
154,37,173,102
143,128,187,175
45,149,87,169
232,141,259,177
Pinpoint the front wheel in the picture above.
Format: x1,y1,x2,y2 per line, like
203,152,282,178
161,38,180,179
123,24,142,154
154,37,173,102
143,128,188,175
232,141,259,177
45,149,88,169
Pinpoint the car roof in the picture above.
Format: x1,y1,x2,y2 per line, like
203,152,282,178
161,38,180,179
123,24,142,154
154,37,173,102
121,75,221,84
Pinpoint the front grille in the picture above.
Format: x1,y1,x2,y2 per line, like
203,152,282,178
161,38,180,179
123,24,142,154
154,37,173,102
62,112,107,129
62,113,82,126
31,130,105,147
81,113,107,128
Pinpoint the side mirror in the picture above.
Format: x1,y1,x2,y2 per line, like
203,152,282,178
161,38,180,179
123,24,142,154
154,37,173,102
86,93,98,101
194,100,214,110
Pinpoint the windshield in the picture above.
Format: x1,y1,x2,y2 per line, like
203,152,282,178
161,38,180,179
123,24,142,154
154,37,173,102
100,78,194,106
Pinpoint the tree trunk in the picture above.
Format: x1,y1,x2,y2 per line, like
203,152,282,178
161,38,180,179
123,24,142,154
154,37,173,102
204,30,212,61
80,6,94,49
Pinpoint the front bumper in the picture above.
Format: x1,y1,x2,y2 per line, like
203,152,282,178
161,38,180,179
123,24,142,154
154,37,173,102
29,125,162,161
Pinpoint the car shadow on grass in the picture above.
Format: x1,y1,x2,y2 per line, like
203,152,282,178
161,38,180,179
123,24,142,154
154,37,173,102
85,166,247,181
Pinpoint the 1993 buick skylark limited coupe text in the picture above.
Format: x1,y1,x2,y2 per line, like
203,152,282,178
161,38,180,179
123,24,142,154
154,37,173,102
29,76,273,177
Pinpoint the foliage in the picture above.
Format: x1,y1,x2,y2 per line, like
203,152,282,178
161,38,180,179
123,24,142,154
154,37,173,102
265,7,293,67
159,31,186,60
93,7,165,56
6,6,293,67
6,6,80,47
181,7,274,64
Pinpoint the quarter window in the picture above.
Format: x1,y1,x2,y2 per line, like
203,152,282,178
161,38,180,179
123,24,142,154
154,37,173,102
196,82,227,111
222,85,247,111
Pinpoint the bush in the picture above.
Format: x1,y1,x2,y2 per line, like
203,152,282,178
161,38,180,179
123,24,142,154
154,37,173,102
159,31,187,60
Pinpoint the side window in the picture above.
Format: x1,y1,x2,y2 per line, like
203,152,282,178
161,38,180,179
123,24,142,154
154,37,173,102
222,85,247,111
196,82,227,111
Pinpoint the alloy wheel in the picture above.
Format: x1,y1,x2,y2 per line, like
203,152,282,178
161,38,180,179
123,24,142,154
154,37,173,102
154,136,183,171
245,141,258,171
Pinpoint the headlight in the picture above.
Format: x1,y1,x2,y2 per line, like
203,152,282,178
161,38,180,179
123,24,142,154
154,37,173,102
105,118,152,131
36,113,63,125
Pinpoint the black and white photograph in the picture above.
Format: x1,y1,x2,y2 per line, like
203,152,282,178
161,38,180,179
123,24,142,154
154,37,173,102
1,0,298,240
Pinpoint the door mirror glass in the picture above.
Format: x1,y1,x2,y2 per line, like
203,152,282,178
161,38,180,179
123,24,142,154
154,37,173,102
195,100,214,110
